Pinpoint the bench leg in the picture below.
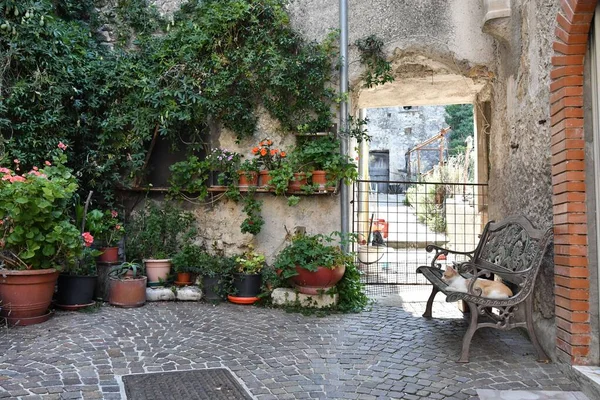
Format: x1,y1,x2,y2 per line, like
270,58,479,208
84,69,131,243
458,302,479,363
423,286,439,318
525,297,550,362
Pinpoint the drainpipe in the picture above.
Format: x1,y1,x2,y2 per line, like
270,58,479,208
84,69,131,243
358,108,369,244
340,0,349,251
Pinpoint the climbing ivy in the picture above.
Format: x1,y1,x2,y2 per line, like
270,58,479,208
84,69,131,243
355,34,394,89
0,0,337,203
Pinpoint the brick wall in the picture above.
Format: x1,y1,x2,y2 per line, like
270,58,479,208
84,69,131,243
551,0,597,365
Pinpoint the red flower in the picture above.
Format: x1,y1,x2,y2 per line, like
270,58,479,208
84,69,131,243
115,225,122,231
82,232,94,247
111,210,118,218
270,149,278,156
280,151,287,158
252,147,259,154
260,148,268,156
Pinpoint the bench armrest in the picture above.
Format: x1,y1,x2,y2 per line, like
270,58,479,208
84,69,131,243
425,244,475,269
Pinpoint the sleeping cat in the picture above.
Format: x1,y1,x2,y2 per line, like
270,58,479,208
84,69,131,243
442,265,513,299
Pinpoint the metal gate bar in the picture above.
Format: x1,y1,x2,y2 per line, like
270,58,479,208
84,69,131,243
352,180,488,292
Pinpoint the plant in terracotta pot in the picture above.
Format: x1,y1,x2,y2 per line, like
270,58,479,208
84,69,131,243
274,232,351,295
295,135,358,190
238,159,260,188
108,262,147,308
228,246,265,304
0,146,83,325
172,244,207,286
125,202,196,286
252,139,287,188
86,208,125,263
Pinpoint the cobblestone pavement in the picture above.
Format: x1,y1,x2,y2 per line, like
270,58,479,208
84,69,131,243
0,295,581,400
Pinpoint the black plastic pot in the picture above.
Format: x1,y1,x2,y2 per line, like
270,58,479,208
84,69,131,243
202,276,224,301
233,273,262,297
56,274,97,306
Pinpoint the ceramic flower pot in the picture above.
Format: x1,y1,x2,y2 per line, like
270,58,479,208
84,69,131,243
258,170,272,187
238,171,259,187
288,172,307,192
175,272,193,286
97,246,119,263
109,276,147,308
311,170,327,190
290,264,346,295
0,268,59,326
144,259,172,285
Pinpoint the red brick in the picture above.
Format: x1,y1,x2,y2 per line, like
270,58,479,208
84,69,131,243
552,171,586,185
555,276,590,289
555,254,589,267
557,13,594,34
553,234,587,245
550,76,584,92
557,328,592,345
556,295,590,311
551,139,585,155
555,265,590,278
555,286,590,300
555,244,588,256
550,96,584,115
552,191,586,205
551,87,584,104
553,41,588,56
553,202,587,214
555,27,590,45
555,306,590,322
552,210,587,222
551,118,584,136
556,317,591,334
569,0,598,13
551,127,584,146
552,55,585,66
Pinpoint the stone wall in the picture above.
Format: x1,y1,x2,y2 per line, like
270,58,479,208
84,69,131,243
366,106,448,181
485,0,560,359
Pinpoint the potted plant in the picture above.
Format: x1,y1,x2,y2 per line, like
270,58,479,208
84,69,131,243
295,135,358,189
228,246,265,304
86,208,125,263
238,159,260,188
55,236,103,310
200,253,235,301
172,244,206,286
252,139,287,187
125,202,196,286
0,146,83,325
108,262,147,308
206,148,242,187
274,232,349,295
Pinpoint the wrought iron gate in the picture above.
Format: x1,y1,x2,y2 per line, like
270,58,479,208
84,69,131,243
352,179,488,290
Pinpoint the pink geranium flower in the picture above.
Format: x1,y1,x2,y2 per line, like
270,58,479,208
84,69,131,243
45,161,51,166
82,232,94,247
57,142,67,150
111,210,118,218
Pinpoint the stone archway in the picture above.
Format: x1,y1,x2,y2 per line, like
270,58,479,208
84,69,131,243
551,0,597,365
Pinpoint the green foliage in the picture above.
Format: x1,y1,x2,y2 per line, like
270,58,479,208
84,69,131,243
354,35,394,89
405,183,447,234
85,209,125,247
109,261,144,279
336,257,370,313
125,201,196,261
444,104,474,156
339,116,370,143
240,194,264,235
168,155,210,198
201,253,236,278
295,135,358,185
66,246,102,276
172,243,209,274
1,0,337,204
274,233,352,279
0,150,83,270
235,246,265,274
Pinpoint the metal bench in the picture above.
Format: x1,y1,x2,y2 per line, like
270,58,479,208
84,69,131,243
416,215,553,363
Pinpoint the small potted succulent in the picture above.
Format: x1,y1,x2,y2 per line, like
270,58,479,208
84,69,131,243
274,232,350,295
228,246,265,304
108,262,147,308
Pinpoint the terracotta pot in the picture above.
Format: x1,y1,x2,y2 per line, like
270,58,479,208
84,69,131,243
288,172,308,192
238,171,259,187
258,170,272,187
0,268,59,326
109,276,147,308
144,259,172,285
97,247,119,263
175,272,192,286
290,264,346,295
311,170,327,189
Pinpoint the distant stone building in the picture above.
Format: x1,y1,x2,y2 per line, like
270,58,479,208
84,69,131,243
366,106,447,184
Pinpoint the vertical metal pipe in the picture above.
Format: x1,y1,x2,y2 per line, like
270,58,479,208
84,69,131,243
340,0,349,251
358,109,369,244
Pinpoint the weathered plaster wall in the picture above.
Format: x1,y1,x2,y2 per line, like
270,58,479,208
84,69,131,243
367,106,447,180
486,0,560,359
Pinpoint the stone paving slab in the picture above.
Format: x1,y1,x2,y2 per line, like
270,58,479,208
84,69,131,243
477,390,589,399
0,296,582,399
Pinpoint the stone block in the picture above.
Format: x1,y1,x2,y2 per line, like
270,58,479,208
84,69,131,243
175,286,203,301
271,288,338,308
146,287,176,301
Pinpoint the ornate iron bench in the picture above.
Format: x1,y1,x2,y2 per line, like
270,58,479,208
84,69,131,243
416,215,553,363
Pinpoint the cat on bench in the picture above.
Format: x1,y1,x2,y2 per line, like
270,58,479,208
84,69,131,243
442,265,513,299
